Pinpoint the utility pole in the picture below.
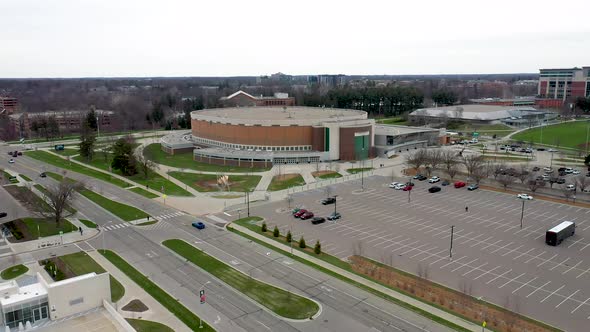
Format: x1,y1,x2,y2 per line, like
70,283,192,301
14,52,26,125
449,225,454,259
246,190,250,217
333,195,338,215
520,199,525,229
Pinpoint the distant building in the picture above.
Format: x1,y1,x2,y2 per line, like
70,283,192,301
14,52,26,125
219,90,295,107
537,67,590,107
7,110,115,139
0,97,19,114
307,75,346,87
469,97,536,106
409,105,557,127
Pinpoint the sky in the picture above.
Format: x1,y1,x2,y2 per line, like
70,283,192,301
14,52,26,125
1,0,590,78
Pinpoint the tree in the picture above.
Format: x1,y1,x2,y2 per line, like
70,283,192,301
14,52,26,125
585,154,590,167
516,165,529,184
46,116,60,139
299,236,306,249
576,175,589,192
286,230,292,243
405,149,428,175
462,154,484,177
562,188,574,202
492,162,507,179
424,150,442,177
285,194,293,209
78,125,96,162
576,96,590,113
471,166,488,184
441,150,459,179
111,137,137,176
432,89,457,106
136,149,158,180
85,107,98,130
273,226,280,237
497,174,515,190
314,240,321,254
39,177,84,225
527,175,545,193
261,222,267,233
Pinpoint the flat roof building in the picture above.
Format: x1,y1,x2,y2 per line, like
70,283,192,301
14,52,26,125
219,90,295,107
537,67,590,106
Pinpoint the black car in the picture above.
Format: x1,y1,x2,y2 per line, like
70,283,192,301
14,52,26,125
0,212,7,218
321,197,336,205
532,166,540,171
557,178,566,184
428,186,441,193
441,180,450,186
536,148,546,151
417,175,427,181
558,167,567,172
40,172,47,178
311,217,326,225
405,182,415,187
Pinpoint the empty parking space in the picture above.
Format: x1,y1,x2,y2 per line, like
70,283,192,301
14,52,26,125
247,175,590,331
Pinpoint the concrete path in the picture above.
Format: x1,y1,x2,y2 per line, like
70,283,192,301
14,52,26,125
86,250,191,332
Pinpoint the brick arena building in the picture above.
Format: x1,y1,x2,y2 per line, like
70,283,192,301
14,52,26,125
168,107,375,167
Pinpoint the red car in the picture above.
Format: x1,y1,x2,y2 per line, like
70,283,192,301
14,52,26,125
300,211,314,220
454,181,466,188
293,209,308,218
402,185,412,191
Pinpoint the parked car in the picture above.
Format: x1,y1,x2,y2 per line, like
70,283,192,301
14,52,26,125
0,212,7,218
532,166,540,171
393,183,406,190
292,207,302,215
402,185,413,191
467,184,479,191
558,167,567,172
557,178,566,184
428,176,440,183
543,167,552,172
294,209,308,218
536,148,546,151
405,182,415,187
428,186,441,193
565,168,574,174
389,182,401,188
327,212,341,220
517,193,533,200
542,174,551,181
416,175,427,181
572,170,581,175
547,148,558,152
454,181,466,188
40,172,47,178
321,197,336,205
16,152,22,156
192,221,205,229
583,188,590,193
300,211,314,220
8,159,14,164
566,184,576,191
441,180,450,186
311,217,326,225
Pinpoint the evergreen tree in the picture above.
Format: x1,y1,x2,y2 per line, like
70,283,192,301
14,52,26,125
261,222,267,232
314,240,321,254
85,107,98,130
78,125,96,162
299,236,306,249
273,226,279,237
286,230,292,243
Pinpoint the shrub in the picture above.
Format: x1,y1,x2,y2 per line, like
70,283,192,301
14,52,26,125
314,240,321,255
261,222,267,232
273,226,279,237
286,230,292,243
299,236,306,249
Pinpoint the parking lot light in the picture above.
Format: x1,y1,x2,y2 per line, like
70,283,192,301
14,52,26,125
520,199,526,229
449,225,454,259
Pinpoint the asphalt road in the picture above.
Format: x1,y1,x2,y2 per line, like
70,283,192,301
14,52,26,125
0,184,30,223
247,175,590,331
0,147,456,332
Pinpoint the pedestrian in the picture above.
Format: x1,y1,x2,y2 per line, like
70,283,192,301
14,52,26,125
465,206,469,212
146,184,149,190
79,227,83,235
147,215,150,221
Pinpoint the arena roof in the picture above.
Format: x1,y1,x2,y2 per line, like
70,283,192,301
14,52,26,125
374,124,440,136
409,105,552,121
191,107,368,126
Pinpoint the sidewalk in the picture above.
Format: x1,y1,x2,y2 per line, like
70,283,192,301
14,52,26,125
8,225,100,254
86,251,191,332
230,223,481,332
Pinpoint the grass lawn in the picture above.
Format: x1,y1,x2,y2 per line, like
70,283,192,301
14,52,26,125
163,239,319,319
346,167,373,174
483,156,532,162
268,174,305,191
1,265,29,280
59,251,125,302
33,184,49,196
126,319,174,332
21,218,76,237
18,174,32,182
74,152,192,196
79,189,148,221
26,151,131,188
100,250,214,332
314,171,343,179
2,171,18,184
129,187,159,199
143,143,270,172
136,221,157,226
375,117,412,126
512,120,590,150
55,149,80,157
169,172,261,192
79,219,97,228
45,171,64,181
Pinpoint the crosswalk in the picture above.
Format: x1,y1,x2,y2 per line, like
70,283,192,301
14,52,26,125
102,223,130,231
154,211,185,220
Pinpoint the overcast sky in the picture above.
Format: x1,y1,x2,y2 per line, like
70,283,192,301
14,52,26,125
1,0,589,78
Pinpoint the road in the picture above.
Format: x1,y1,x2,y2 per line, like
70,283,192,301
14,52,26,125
0,146,456,332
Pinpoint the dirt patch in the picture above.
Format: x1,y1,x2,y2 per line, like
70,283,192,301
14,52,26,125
350,256,557,332
311,171,338,177
479,184,590,209
122,299,149,312
274,173,300,181
4,220,33,243
195,178,247,190
3,186,46,213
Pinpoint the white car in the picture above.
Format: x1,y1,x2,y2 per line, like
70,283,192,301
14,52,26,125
543,167,552,172
572,170,580,175
393,183,406,190
8,159,14,164
388,182,400,188
566,184,576,191
517,193,533,200
583,188,590,193
548,148,558,152
565,168,574,174
428,176,440,183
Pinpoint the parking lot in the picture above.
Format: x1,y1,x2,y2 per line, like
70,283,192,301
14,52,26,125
246,175,590,332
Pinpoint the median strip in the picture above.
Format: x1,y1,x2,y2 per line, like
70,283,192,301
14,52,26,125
163,239,319,320
78,189,148,221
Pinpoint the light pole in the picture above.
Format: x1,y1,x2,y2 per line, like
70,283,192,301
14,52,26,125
246,190,251,217
449,225,454,259
102,221,113,254
519,199,526,229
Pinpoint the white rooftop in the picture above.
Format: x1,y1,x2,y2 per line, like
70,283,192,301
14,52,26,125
0,282,47,307
410,105,550,121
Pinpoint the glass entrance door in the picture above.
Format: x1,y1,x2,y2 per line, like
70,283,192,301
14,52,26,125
33,308,41,322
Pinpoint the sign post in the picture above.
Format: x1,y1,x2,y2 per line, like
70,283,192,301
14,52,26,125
199,289,206,329
482,320,486,331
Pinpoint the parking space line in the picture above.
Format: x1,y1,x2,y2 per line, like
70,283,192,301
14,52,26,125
491,242,514,254
501,245,524,257
486,269,512,284
451,258,478,272
556,290,580,308
512,277,538,294
470,236,493,247
568,237,585,248
473,266,500,280
498,272,525,289
398,243,429,256
482,239,503,251
409,246,438,258
461,262,487,276
571,297,590,313
579,243,590,252
540,285,565,303
526,281,551,298
420,249,447,261
562,260,583,275
576,266,590,279
431,255,463,266
549,257,569,271
536,254,557,267
525,251,546,263
513,248,535,260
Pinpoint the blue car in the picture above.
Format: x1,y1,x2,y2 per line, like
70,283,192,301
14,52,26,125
192,221,205,230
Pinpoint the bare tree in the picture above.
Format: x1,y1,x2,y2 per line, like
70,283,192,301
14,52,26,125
471,166,488,184
424,150,443,177
416,263,430,280
491,162,507,180
517,164,529,184
576,175,589,192
497,174,515,191
527,175,545,193
352,240,364,256
562,188,574,202
404,149,428,175
462,154,484,177
441,150,459,179
285,194,293,209
446,164,460,180
136,152,159,180
324,185,334,198
38,178,84,224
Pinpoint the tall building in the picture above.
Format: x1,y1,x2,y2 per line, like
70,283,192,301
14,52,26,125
537,67,590,105
0,97,19,114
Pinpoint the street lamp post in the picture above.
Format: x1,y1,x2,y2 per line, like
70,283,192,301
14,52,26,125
520,199,526,229
199,281,210,329
333,195,338,215
246,190,251,217
449,225,454,259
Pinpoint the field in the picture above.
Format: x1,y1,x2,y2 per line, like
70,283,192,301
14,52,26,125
143,143,270,172
268,174,305,191
512,121,590,150
454,123,515,137
168,172,261,192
